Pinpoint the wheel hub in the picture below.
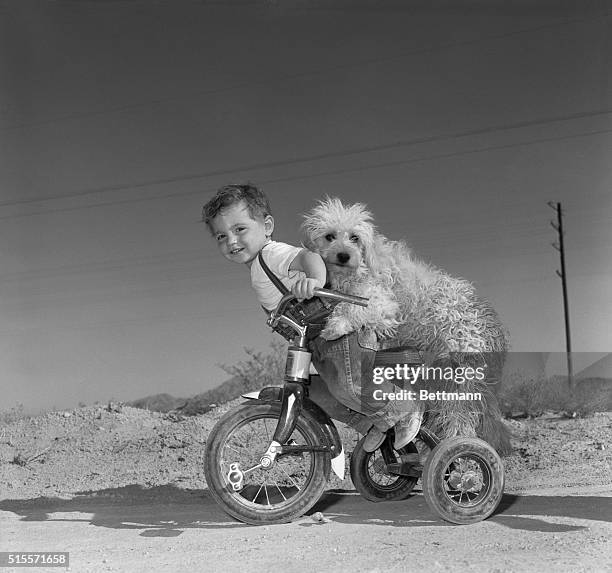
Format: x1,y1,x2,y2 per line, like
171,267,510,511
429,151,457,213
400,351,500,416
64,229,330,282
448,468,482,493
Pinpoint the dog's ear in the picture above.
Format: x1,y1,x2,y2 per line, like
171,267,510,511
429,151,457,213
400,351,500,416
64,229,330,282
363,232,395,284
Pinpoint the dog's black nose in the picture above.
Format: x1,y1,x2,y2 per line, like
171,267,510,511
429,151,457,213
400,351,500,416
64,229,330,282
336,252,350,264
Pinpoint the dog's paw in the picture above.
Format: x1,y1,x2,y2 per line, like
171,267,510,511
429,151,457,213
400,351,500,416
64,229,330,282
372,319,400,340
321,315,354,340
376,325,400,339
364,304,401,340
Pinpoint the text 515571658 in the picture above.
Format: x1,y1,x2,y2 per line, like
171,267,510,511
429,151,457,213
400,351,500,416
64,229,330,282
0,553,69,568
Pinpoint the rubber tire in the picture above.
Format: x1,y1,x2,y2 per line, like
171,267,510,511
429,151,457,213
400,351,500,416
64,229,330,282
422,437,504,525
350,435,419,502
204,402,331,525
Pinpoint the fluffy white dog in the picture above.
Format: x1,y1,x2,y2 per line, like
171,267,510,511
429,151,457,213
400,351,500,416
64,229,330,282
302,200,401,341
302,197,511,454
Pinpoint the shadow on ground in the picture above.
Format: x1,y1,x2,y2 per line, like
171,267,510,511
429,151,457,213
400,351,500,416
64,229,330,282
1,485,609,537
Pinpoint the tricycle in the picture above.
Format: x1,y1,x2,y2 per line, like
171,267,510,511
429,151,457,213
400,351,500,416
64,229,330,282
203,288,504,525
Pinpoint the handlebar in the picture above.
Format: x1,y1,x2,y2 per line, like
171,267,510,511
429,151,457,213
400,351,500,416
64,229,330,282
312,287,369,307
267,287,368,336
273,287,368,314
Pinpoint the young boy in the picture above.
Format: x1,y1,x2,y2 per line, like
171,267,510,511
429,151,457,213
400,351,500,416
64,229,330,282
202,184,417,452
202,183,326,310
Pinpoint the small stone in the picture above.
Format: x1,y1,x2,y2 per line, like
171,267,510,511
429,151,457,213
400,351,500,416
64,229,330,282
311,511,324,522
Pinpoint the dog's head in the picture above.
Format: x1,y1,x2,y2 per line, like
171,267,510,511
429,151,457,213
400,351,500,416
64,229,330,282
302,197,381,278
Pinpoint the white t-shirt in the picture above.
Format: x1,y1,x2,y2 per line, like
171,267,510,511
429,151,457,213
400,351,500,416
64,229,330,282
251,241,305,311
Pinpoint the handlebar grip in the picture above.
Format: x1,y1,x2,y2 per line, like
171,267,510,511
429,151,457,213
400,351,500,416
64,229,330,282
313,287,369,307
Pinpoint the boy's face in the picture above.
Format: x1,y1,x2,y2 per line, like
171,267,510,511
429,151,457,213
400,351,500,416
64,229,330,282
209,201,274,266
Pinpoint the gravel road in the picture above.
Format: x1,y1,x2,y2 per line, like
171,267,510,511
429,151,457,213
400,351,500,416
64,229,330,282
1,406,610,572
1,484,611,573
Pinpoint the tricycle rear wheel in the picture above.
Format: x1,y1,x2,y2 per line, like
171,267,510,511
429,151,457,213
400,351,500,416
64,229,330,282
350,434,419,502
422,437,504,524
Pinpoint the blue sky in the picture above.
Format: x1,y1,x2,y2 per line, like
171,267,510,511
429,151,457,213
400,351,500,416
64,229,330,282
1,1,611,411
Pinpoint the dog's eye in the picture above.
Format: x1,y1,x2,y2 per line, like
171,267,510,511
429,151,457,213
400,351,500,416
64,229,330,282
349,235,359,243
325,233,336,242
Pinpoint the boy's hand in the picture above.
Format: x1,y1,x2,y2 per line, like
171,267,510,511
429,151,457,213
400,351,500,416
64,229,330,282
292,278,325,301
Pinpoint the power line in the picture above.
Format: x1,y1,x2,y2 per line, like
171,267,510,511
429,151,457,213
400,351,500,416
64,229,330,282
4,214,609,284
0,303,267,333
1,9,608,132
2,124,611,221
4,208,610,284
0,249,215,283
1,108,610,209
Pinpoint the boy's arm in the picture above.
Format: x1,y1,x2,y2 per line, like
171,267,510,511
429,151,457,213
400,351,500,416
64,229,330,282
289,249,327,300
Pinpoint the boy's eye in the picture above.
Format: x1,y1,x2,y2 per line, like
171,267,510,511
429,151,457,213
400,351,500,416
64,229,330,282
325,233,336,242
350,234,359,243
215,234,226,242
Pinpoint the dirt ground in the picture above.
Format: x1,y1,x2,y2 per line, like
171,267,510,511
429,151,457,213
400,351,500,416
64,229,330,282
0,402,610,572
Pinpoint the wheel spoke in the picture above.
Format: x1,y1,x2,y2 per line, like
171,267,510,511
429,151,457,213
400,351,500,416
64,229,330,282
263,418,270,442
243,463,263,475
273,479,288,501
252,482,265,503
277,463,302,491
224,442,247,457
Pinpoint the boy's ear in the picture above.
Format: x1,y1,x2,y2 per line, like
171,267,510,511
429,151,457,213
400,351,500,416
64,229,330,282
301,236,315,251
264,215,274,237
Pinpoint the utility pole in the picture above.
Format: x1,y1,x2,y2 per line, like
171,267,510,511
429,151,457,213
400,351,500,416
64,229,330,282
548,201,573,390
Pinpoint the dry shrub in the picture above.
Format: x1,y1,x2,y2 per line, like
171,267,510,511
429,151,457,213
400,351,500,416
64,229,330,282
498,372,547,417
178,340,288,416
565,378,612,416
499,372,610,418
0,403,30,426
220,339,287,392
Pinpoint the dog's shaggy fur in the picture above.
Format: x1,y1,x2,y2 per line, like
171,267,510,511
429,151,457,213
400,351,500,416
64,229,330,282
303,197,512,454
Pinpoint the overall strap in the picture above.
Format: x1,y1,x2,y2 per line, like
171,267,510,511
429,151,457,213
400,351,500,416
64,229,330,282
258,249,290,295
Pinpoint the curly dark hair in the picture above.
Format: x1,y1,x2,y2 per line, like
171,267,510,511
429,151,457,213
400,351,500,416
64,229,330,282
202,183,272,232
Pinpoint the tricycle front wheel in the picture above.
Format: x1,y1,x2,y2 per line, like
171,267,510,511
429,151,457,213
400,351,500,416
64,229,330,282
422,437,504,524
204,403,330,525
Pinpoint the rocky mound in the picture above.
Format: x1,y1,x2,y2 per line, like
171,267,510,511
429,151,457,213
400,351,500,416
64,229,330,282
1,402,610,501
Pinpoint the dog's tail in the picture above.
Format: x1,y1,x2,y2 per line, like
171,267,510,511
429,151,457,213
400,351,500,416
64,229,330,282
476,395,514,456
422,397,513,456
418,363,514,456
